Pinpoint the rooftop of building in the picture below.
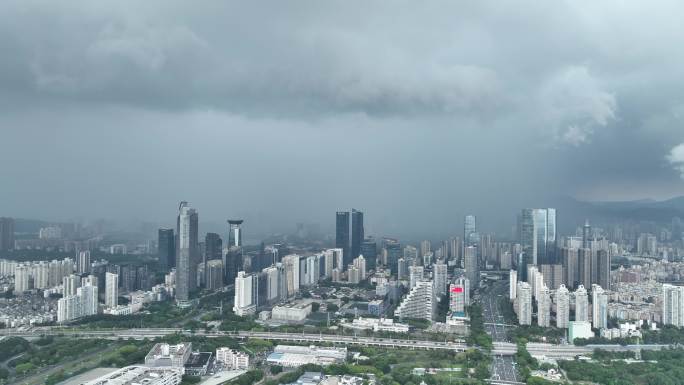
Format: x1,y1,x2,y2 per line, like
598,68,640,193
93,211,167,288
146,342,191,359
287,372,325,385
83,365,182,385
185,352,212,368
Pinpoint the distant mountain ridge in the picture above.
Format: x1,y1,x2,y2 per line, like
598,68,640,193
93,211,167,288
554,195,684,231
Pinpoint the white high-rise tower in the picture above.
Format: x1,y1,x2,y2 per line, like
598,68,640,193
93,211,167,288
105,272,118,309
574,285,589,322
555,284,570,328
516,281,532,325
592,284,608,330
663,284,684,327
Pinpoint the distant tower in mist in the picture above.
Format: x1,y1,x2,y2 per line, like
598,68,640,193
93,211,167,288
520,208,557,272
464,215,477,247
582,220,592,249
228,219,244,248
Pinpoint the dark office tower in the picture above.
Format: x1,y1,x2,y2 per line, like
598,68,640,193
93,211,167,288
597,250,611,290
351,209,364,261
582,220,592,249
274,244,287,263
107,263,121,276
254,242,268,272
224,247,243,284
383,238,401,276
121,265,137,292
561,247,580,289
336,211,350,265
578,248,592,288
158,228,175,270
361,237,377,270
204,233,222,289
591,249,600,285
205,233,222,261
0,217,15,251
464,215,477,247
520,208,557,266
137,266,151,290
256,271,268,309
91,261,108,299
227,219,244,248
176,201,199,303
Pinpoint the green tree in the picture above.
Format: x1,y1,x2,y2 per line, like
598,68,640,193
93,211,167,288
15,362,35,375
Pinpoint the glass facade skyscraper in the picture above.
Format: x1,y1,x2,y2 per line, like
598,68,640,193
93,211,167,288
336,211,350,266
228,219,243,248
351,209,364,261
464,215,478,247
520,208,557,279
158,228,175,270
360,236,377,270
204,232,222,288
176,201,199,303
384,239,401,275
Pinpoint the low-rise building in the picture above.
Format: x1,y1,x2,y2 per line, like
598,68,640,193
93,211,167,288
216,347,249,369
284,372,325,385
568,321,594,343
83,365,184,385
184,352,212,376
272,302,312,322
341,317,409,333
145,343,192,367
599,322,643,340
103,302,143,316
367,299,385,316
266,345,347,367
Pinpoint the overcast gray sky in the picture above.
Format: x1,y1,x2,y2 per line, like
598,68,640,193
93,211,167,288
1,1,684,238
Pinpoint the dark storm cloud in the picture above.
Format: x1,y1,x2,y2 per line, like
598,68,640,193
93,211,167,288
0,2,651,128
1,0,684,237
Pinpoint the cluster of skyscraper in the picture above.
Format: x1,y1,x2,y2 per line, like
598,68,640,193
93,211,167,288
232,248,367,316
507,210,621,335
157,201,246,306
516,210,612,291
511,268,609,331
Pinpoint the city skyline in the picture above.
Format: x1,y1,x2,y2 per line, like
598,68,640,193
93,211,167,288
4,3,684,384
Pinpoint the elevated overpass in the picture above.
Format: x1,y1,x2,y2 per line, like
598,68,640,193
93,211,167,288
0,327,670,359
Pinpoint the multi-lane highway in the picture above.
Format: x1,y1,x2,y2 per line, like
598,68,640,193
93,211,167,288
480,280,520,383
